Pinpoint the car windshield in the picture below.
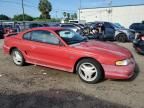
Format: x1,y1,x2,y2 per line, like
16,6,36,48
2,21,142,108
56,29,87,45
112,23,121,29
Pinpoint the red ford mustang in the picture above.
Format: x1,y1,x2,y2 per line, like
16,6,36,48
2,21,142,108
3,27,136,83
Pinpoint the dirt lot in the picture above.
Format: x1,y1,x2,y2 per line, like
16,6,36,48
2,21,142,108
0,39,144,108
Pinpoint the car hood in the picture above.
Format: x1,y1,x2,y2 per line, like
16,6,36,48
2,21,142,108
70,40,132,59
116,28,135,33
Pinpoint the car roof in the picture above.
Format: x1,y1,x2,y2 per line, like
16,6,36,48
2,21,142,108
131,23,144,25
29,27,64,31
60,23,75,25
20,27,64,34
131,23,141,25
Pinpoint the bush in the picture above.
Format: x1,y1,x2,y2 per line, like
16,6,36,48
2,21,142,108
13,14,33,21
0,14,10,20
34,18,60,22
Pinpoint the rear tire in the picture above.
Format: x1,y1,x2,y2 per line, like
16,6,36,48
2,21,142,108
11,49,25,66
76,59,104,84
116,33,127,42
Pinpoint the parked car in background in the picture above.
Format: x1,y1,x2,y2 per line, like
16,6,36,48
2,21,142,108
48,23,60,27
113,23,136,42
133,34,144,54
0,25,4,39
87,21,135,42
114,23,125,29
29,23,43,28
3,27,135,84
75,23,85,29
69,20,86,24
41,23,49,27
2,24,17,35
129,23,144,35
59,23,84,35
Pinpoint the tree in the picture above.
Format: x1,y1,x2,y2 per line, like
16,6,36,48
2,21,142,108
13,14,33,21
67,13,70,20
62,12,77,22
63,12,67,18
39,0,52,19
0,14,10,20
70,13,77,20
71,14,74,20
34,17,60,22
73,13,77,19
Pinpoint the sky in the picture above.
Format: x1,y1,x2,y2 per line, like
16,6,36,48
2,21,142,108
0,0,144,18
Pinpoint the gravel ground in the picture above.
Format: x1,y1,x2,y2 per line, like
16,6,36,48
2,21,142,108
0,39,144,108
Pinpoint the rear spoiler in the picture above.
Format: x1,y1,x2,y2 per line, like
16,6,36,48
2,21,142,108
4,32,18,37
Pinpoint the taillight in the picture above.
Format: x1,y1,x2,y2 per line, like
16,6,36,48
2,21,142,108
141,36,144,41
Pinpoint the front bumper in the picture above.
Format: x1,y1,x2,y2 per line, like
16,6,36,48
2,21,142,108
102,60,135,79
133,41,144,54
128,33,135,41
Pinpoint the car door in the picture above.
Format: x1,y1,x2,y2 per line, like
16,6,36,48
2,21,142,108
21,31,37,63
104,22,115,40
29,30,72,70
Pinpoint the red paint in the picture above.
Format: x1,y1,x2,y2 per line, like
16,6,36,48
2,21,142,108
102,63,135,79
3,27,136,80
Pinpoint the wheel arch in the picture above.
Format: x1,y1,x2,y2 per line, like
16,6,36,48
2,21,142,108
73,57,105,77
10,47,25,66
115,32,127,38
9,47,18,55
115,32,128,41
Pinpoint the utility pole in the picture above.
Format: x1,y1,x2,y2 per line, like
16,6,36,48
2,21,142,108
109,0,112,22
79,0,81,21
56,11,58,19
22,0,25,29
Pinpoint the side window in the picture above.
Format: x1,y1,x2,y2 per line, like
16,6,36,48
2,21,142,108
23,32,31,40
31,30,60,45
104,23,113,29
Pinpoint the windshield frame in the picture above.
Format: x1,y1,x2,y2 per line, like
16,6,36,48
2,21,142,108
113,23,125,29
55,29,87,45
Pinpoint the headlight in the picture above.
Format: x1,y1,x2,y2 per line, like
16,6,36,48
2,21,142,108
116,59,131,66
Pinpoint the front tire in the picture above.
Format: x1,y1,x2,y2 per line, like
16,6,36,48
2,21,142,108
11,49,25,66
76,59,104,84
116,33,127,42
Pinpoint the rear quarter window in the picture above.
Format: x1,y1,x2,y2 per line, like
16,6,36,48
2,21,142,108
31,30,60,45
23,32,31,40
